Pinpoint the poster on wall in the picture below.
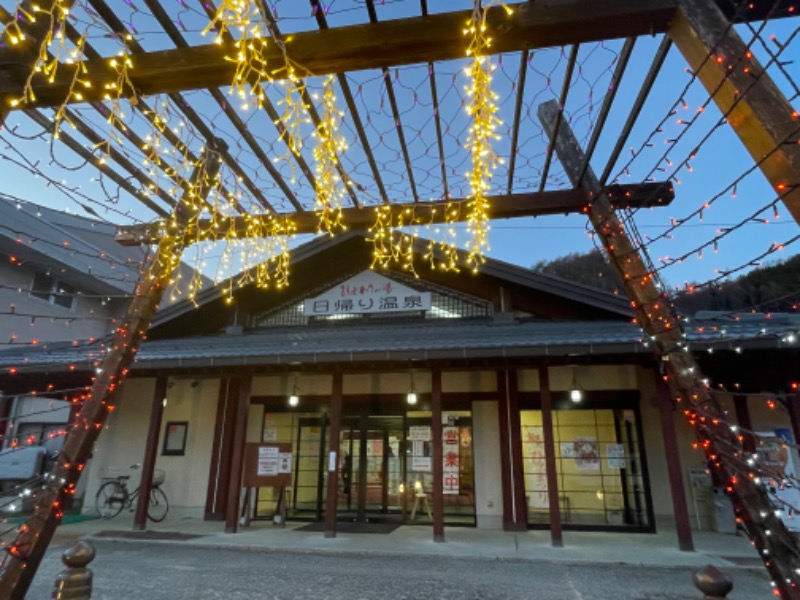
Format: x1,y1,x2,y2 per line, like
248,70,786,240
263,427,278,442
257,446,279,476
757,429,800,532
442,426,460,495
573,437,600,471
412,456,432,472
409,426,431,441
606,444,626,469
523,425,548,508
278,452,292,474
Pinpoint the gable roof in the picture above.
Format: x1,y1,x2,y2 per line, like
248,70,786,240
150,230,633,330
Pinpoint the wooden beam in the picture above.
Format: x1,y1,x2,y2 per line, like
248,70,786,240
0,0,679,110
115,182,675,245
431,368,445,543
669,0,800,228
224,375,252,533
538,98,800,597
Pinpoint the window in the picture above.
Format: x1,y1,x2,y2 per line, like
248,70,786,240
30,272,76,310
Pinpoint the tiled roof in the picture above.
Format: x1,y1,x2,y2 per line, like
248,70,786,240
1,312,798,373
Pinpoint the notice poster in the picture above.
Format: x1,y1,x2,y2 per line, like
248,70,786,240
409,426,431,441
606,444,626,469
522,425,547,509
257,446,279,476
263,427,278,442
278,452,292,474
443,470,459,495
572,437,600,471
412,456,432,472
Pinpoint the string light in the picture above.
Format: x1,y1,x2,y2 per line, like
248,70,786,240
462,1,510,273
313,75,348,237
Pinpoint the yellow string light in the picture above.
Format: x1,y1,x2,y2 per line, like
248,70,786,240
462,1,510,273
202,0,271,111
313,75,348,236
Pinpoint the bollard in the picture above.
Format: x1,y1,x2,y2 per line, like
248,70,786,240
692,564,733,599
52,540,95,600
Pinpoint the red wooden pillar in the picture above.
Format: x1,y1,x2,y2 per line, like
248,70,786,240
133,375,168,530
786,394,800,452
497,370,527,531
324,372,343,538
431,368,445,542
539,365,563,547
224,375,252,534
733,394,756,453
205,378,239,520
497,370,514,529
656,375,694,552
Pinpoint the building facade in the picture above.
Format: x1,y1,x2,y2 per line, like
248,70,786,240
1,232,799,545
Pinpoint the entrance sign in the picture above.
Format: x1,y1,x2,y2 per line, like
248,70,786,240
442,426,460,495
303,271,431,317
244,443,292,487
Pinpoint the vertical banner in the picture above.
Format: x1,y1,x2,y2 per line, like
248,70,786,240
442,426,460,495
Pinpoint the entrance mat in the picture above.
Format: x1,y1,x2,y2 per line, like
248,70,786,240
93,530,206,541
295,522,401,534
720,556,764,567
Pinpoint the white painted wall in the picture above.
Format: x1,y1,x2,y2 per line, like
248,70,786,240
83,377,220,517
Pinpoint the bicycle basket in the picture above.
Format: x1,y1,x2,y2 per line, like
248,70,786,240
152,468,166,487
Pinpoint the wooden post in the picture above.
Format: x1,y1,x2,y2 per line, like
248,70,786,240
133,376,168,530
539,366,563,547
204,379,228,519
539,99,800,596
324,372,343,538
669,0,800,228
224,375,252,534
205,378,240,520
786,394,800,453
431,368,445,543
507,370,528,530
496,370,515,529
733,394,756,454
0,139,226,599
656,375,694,552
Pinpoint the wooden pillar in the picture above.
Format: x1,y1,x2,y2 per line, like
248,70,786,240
205,378,239,520
324,372,343,538
656,375,694,552
786,394,800,451
496,370,514,529
431,368,445,542
539,366,563,547
224,375,252,534
497,369,527,531
669,0,800,228
0,141,227,599
538,98,800,594
133,376,168,531
733,394,756,453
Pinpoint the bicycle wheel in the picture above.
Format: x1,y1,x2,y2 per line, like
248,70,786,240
95,481,126,519
147,487,169,522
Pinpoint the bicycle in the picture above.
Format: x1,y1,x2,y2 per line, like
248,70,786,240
95,464,169,522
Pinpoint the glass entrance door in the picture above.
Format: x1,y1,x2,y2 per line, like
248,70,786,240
338,416,403,522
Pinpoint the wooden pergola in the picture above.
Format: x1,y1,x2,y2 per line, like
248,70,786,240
1,0,800,598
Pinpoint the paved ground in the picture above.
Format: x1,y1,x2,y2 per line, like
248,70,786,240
30,539,771,599
7,512,777,598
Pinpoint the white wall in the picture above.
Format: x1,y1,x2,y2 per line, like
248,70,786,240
0,260,124,344
83,377,220,516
